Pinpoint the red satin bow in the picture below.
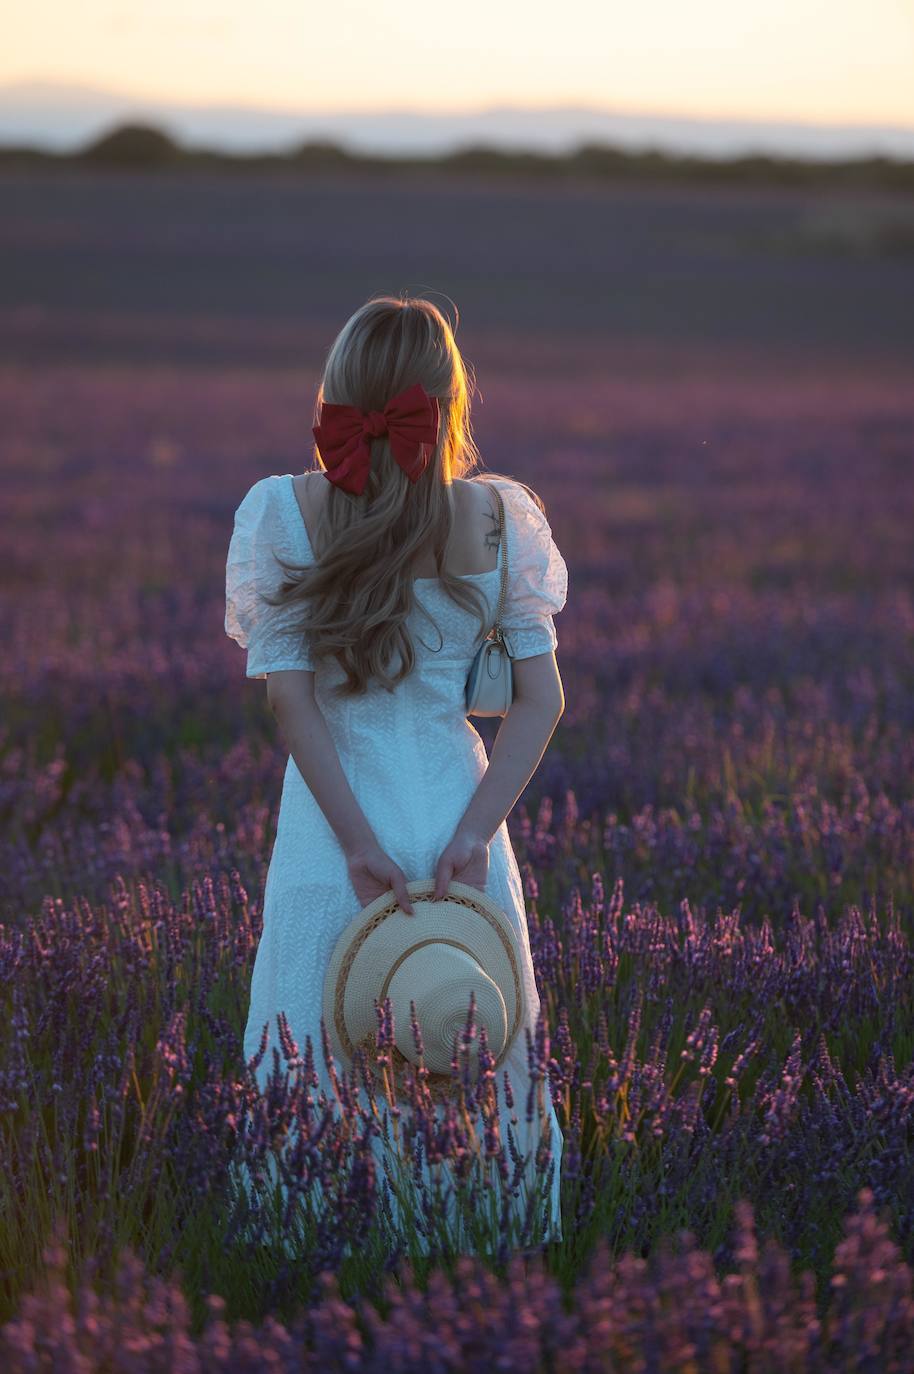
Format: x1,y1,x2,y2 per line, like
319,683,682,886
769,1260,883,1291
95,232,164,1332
312,381,440,496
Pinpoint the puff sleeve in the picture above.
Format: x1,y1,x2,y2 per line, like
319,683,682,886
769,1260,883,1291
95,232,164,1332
493,477,568,660
224,476,315,678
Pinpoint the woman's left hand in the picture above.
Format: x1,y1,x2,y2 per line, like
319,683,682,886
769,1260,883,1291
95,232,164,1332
346,842,416,915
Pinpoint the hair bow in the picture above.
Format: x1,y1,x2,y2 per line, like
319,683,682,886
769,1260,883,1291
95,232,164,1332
312,381,440,496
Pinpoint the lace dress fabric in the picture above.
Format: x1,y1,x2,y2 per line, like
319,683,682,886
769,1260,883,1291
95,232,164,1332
225,472,568,1248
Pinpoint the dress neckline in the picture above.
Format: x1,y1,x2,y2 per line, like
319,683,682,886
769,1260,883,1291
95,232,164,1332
282,474,503,583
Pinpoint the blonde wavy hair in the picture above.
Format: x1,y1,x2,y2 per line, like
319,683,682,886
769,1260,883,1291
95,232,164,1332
265,294,519,698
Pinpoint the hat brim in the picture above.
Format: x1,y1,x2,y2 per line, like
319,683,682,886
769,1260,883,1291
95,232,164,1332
322,878,526,1098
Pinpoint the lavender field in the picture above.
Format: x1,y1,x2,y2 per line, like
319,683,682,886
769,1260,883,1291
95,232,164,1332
1,167,914,1368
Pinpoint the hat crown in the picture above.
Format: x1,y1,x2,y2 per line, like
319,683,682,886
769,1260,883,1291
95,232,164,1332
388,944,508,1074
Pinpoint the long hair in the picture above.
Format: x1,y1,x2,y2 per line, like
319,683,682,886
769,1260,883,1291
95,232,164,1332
265,294,512,698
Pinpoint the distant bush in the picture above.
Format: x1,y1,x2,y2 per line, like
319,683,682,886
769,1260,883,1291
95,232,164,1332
78,122,182,167
0,118,907,190
289,139,358,166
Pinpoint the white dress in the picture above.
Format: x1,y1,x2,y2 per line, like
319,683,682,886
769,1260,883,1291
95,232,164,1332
224,472,569,1250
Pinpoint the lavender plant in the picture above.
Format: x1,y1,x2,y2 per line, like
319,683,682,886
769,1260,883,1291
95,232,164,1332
4,1187,914,1370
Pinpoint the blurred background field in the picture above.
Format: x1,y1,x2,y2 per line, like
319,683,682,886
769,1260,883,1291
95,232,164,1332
2,13,914,1363
2,158,914,367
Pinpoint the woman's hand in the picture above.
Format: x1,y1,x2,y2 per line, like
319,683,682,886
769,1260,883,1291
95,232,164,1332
432,826,490,901
346,842,416,915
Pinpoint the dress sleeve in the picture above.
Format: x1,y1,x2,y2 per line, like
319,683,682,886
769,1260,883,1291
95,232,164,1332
493,477,569,660
224,476,315,678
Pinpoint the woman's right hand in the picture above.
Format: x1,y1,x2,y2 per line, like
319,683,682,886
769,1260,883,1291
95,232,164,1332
432,825,490,901
346,842,416,915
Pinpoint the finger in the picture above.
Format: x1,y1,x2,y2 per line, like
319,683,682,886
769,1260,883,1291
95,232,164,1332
392,871,415,916
433,861,452,902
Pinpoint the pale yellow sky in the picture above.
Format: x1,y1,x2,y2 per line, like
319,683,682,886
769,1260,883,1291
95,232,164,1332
6,0,914,127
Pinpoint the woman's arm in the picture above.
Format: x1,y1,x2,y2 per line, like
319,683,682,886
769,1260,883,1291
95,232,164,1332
432,653,565,899
266,670,416,914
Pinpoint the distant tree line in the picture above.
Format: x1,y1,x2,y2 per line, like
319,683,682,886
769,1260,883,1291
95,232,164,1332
0,120,911,193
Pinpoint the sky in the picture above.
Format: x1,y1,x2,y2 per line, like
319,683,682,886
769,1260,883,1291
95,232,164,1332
4,0,914,128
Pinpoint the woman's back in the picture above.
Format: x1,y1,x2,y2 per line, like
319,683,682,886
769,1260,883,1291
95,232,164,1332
292,471,503,581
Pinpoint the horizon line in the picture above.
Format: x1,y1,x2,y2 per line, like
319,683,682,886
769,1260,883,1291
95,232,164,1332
3,75,913,135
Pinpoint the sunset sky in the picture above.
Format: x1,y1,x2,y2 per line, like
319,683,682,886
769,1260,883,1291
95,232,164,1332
5,0,914,127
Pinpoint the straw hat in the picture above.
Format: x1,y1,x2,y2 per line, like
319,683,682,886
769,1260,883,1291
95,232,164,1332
323,878,527,1103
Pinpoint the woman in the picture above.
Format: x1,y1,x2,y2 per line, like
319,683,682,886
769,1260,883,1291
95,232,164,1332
225,294,568,1251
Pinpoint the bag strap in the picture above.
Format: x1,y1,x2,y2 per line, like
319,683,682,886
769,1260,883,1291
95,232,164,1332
490,482,509,642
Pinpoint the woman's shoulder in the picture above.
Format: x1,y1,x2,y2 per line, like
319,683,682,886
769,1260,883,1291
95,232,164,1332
234,473,307,547
467,472,556,543
466,477,567,645
469,470,548,506
234,472,289,518
477,471,565,587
